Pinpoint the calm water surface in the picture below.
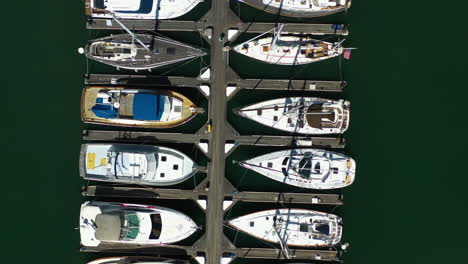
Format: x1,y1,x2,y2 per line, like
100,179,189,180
3,1,468,264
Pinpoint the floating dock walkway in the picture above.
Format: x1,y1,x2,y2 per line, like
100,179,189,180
82,2,349,263
86,9,349,39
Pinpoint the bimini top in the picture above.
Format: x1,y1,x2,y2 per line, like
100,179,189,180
81,86,202,128
85,0,203,20
239,148,356,189
229,208,342,247
236,97,350,135
233,35,344,65
86,256,189,264
80,201,198,247
80,143,198,186
85,34,206,70
239,0,351,18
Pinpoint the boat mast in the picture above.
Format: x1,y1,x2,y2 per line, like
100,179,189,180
270,24,285,51
273,209,294,259
109,12,150,52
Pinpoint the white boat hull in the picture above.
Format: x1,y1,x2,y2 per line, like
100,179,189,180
229,208,342,247
88,0,202,20
233,35,343,65
80,201,197,247
80,143,198,186
240,148,356,189
237,97,350,135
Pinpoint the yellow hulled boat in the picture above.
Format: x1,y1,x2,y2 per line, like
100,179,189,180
81,86,202,128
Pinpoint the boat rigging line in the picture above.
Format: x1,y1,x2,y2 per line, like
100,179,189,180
108,12,150,52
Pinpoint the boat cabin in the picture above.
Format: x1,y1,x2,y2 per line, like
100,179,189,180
90,41,137,61
90,90,183,122
94,211,161,242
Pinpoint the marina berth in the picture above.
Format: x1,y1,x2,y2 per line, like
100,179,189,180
236,97,350,135
80,143,199,186
228,208,342,247
233,34,344,65
85,0,203,20
80,201,198,247
238,0,351,18
86,257,189,264
239,148,356,189
85,33,206,70
81,86,203,128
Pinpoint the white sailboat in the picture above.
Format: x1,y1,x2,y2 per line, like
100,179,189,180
80,201,198,247
238,0,352,18
236,97,350,135
239,148,356,189
80,143,199,186
228,208,342,247
86,0,203,20
233,26,345,65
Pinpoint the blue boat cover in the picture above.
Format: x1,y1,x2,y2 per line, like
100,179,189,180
116,0,154,14
133,93,166,121
91,104,118,119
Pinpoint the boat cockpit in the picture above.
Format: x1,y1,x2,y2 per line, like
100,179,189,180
281,154,334,180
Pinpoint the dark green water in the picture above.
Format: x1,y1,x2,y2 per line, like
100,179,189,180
3,1,468,264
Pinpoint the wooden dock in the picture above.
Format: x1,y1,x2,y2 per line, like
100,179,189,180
81,2,349,263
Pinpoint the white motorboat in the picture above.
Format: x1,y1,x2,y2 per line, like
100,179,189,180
80,201,198,247
236,97,350,135
87,257,189,264
80,143,199,186
239,0,351,18
228,208,342,247
85,0,203,20
239,148,356,189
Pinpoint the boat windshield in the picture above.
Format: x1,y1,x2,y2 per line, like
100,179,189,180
94,0,105,9
119,213,140,240
150,213,162,239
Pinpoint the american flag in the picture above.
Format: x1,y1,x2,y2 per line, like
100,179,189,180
343,49,352,60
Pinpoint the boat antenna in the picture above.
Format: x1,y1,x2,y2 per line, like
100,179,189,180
108,12,150,52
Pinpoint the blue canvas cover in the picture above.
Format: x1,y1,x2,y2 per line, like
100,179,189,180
133,93,166,121
91,104,118,119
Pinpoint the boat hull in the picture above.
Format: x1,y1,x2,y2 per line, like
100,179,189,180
87,256,189,264
229,208,342,247
85,34,205,70
79,143,198,186
85,0,202,20
240,148,356,189
239,0,351,18
80,201,197,247
236,97,350,135
81,86,201,129
233,35,342,65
